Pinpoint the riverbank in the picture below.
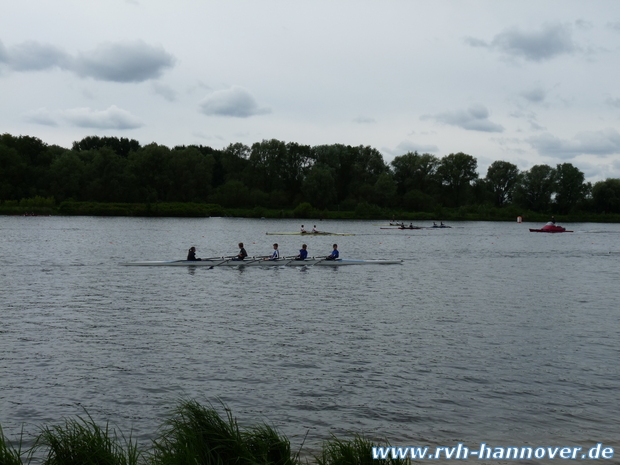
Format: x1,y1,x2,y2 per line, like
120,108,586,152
2,199,620,223
0,400,406,465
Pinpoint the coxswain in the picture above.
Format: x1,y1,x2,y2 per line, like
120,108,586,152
325,244,339,260
187,246,201,261
234,242,247,261
266,243,280,260
296,244,308,260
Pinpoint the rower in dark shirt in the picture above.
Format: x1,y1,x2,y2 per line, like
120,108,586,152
296,244,308,260
325,244,339,260
234,242,248,260
187,247,201,261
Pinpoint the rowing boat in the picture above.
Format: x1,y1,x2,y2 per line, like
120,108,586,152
265,232,355,236
120,258,401,266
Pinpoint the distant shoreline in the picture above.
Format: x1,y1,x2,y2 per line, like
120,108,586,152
2,200,620,223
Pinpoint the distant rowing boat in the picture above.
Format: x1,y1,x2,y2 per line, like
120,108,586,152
266,232,355,236
120,258,401,266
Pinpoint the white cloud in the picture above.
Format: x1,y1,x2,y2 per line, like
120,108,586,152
62,105,143,129
199,86,270,118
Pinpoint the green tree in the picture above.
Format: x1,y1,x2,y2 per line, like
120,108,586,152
437,152,478,207
591,178,620,213
485,160,519,207
390,152,440,196
167,146,215,202
0,143,27,200
554,163,588,214
82,148,131,202
373,173,397,207
72,135,141,158
48,151,86,201
513,164,556,212
302,165,336,209
127,144,172,202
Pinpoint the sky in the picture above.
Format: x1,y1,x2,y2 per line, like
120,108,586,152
1,0,620,182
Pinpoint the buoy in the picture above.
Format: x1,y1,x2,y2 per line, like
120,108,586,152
517,216,522,223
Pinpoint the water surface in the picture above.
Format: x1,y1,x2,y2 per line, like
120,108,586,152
1,216,619,456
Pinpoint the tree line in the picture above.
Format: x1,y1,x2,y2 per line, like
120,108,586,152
1,133,620,215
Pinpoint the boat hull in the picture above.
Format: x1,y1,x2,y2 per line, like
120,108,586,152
529,224,572,233
529,228,572,233
266,232,355,236
120,258,402,266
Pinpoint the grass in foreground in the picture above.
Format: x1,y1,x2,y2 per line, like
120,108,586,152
2,400,406,465
33,412,140,465
1,425,24,465
315,434,409,465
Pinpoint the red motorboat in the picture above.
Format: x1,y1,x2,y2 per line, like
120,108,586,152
529,223,573,233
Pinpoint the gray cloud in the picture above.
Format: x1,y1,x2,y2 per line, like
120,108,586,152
352,115,376,124
62,105,143,129
199,86,270,118
152,82,177,102
73,41,174,82
23,108,58,126
0,39,174,82
422,104,504,133
467,23,576,62
528,128,620,159
606,96,620,108
7,41,70,71
520,86,547,103
394,140,439,154
607,21,620,32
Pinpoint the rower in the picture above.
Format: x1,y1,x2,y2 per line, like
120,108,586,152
234,242,247,261
300,225,307,233
312,225,319,233
266,243,280,260
296,244,308,260
187,246,202,261
325,244,339,260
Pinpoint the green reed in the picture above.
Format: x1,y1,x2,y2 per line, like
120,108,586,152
32,412,140,465
150,400,298,465
0,425,25,465
314,434,410,465
0,400,406,465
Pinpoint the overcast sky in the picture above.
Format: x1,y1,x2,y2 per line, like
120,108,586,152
2,0,620,182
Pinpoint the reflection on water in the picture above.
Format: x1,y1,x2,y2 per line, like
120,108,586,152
1,217,620,454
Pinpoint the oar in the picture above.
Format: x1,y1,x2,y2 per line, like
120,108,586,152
236,255,270,266
208,257,235,269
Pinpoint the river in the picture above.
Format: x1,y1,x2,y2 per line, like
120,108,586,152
1,216,619,459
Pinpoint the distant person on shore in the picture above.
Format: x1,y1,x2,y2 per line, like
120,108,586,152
296,244,308,260
325,244,339,260
187,247,201,261
266,243,280,260
234,242,247,261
